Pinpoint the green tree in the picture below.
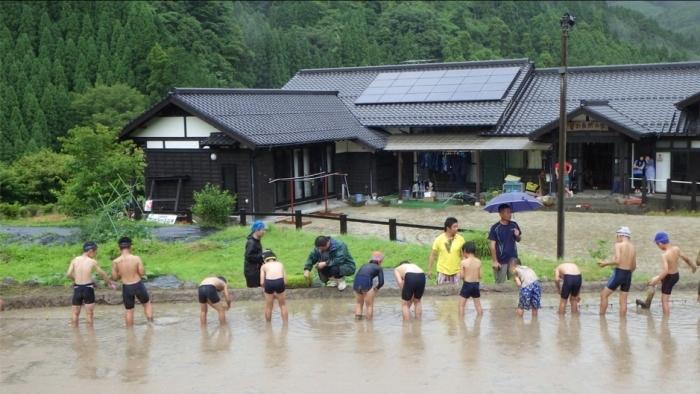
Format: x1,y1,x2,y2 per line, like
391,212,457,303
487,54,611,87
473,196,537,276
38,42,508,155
70,84,148,130
5,149,71,203
58,124,145,216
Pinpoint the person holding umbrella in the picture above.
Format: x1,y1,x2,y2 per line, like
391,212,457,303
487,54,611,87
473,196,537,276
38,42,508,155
488,204,522,284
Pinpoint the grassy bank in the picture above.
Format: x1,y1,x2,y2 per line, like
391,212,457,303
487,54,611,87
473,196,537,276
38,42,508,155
0,225,613,289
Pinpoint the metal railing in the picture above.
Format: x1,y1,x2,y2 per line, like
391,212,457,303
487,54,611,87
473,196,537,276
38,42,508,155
236,209,480,241
632,177,698,211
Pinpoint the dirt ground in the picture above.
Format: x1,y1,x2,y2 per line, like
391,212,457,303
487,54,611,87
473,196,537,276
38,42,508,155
276,204,700,279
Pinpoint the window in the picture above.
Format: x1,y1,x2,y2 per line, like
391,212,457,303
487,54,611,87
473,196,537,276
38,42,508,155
656,140,671,148
691,141,700,149
146,140,164,149
527,150,543,169
507,151,524,169
672,140,688,149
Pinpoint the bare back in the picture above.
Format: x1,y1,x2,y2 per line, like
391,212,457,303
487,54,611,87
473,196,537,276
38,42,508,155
262,261,285,280
556,262,581,276
662,246,682,274
68,256,97,285
460,256,481,282
112,254,145,285
615,240,636,271
199,277,226,291
395,263,424,278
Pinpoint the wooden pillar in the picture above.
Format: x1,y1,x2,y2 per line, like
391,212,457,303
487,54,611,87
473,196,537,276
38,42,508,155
475,151,481,196
397,152,403,199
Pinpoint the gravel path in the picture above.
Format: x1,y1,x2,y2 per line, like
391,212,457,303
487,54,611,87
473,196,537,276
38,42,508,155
275,204,700,278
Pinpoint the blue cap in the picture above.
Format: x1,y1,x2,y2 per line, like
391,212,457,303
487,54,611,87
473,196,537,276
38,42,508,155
251,220,266,233
653,231,670,244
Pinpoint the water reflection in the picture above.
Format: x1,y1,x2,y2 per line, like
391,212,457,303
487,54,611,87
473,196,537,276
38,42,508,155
556,315,581,358
72,326,98,380
121,325,154,383
599,316,633,377
264,324,288,369
200,324,232,355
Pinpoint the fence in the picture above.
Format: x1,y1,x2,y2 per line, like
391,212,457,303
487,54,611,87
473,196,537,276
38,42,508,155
236,209,479,241
637,178,698,211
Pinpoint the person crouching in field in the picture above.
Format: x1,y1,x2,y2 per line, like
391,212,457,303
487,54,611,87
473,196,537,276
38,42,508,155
394,261,426,321
198,276,232,325
554,262,582,315
509,258,541,318
458,242,483,317
260,250,288,323
353,251,385,320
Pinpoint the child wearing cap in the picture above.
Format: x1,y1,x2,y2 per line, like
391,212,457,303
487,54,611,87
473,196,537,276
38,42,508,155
645,232,697,315
66,241,115,326
598,226,637,316
260,249,288,323
353,251,385,320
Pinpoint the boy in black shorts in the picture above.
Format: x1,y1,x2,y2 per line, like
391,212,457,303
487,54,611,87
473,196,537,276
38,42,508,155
458,242,483,317
260,250,288,323
112,237,153,326
393,261,426,320
353,251,385,320
66,242,115,326
198,276,231,325
645,232,697,315
554,262,582,314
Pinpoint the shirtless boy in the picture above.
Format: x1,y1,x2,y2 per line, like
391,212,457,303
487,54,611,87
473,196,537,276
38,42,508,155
647,232,697,314
112,237,153,326
458,242,483,316
554,262,582,314
598,227,636,316
260,250,288,323
66,242,114,326
198,276,232,324
394,261,426,321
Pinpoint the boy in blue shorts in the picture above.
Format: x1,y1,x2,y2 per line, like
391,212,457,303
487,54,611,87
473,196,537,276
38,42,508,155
509,258,541,318
598,227,636,316
458,242,483,317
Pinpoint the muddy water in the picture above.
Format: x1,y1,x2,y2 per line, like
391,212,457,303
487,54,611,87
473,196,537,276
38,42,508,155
1,294,698,394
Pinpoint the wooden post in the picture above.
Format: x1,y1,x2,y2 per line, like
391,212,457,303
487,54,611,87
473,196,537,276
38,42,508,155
474,151,481,196
340,214,348,234
295,210,302,230
665,179,672,212
397,152,403,200
691,181,697,212
323,175,328,213
239,209,247,226
641,177,647,205
389,218,397,241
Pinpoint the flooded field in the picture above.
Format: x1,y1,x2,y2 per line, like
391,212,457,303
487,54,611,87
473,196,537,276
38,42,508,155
1,294,698,393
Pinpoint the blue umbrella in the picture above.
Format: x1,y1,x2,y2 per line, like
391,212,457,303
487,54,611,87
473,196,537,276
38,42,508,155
483,192,543,213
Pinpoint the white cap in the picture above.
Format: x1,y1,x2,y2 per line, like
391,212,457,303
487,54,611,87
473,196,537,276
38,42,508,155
616,226,631,238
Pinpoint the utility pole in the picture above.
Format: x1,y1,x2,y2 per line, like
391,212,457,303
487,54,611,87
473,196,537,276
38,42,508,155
557,12,575,260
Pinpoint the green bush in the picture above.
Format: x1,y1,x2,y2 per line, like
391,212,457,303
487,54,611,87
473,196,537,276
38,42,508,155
80,215,152,244
40,204,55,215
0,202,21,219
3,150,72,205
192,184,236,228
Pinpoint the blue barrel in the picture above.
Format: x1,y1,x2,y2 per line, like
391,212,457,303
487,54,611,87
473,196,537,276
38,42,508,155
354,193,364,203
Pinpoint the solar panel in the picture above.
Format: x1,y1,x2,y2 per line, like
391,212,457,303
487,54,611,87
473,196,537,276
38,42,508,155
354,66,521,104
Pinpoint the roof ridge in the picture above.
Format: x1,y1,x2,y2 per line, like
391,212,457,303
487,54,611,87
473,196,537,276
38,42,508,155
172,88,338,96
537,60,700,73
598,102,653,132
295,58,530,74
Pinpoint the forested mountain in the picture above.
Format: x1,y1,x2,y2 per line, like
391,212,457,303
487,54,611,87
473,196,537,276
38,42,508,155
0,0,696,162
609,1,700,49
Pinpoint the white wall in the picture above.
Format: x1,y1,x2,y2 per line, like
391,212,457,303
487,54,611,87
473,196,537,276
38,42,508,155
164,140,200,149
131,116,185,138
186,116,220,137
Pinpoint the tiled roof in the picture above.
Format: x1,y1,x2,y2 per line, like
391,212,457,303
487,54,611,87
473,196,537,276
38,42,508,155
283,59,532,128
122,88,386,149
199,132,238,147
498,61,700,136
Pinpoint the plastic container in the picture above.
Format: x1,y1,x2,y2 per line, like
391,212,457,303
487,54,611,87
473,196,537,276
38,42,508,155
354,193,364,203
503,182,524,193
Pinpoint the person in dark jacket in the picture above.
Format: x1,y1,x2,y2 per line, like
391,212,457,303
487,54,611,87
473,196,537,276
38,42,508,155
244,220,266,288
304,236,356,291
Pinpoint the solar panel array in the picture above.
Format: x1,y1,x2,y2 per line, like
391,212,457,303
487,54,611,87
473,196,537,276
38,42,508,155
354,66,521,104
